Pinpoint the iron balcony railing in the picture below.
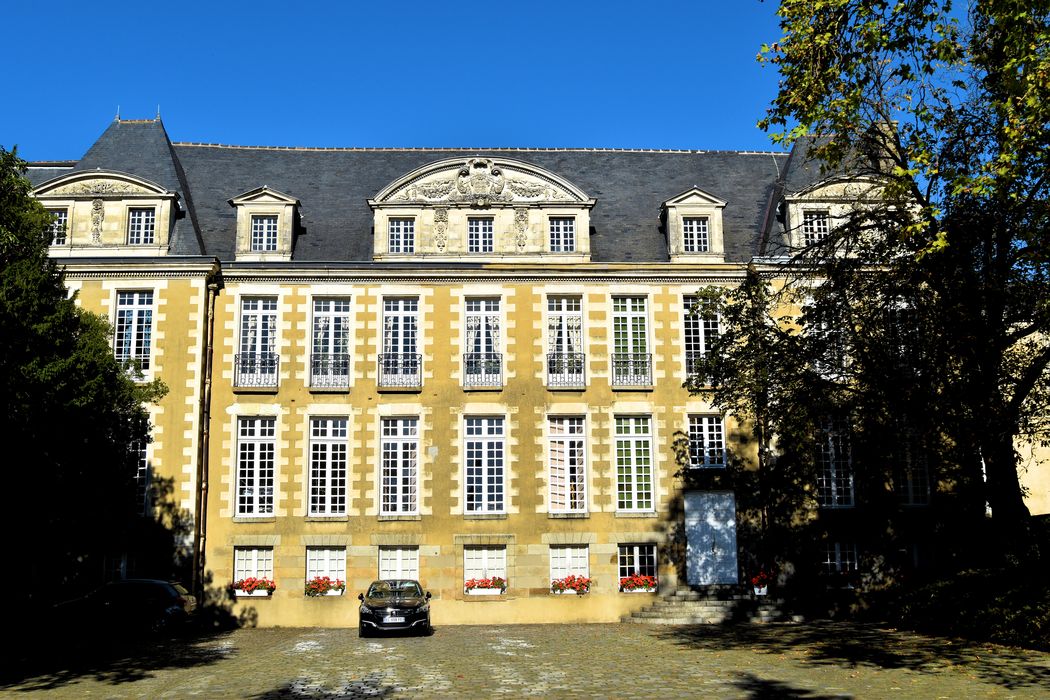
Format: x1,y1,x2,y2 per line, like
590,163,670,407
611,352,652,387
235,352,279,387
378,353,422,388
310,352,351,389
463,352,502,388
547,352,586,388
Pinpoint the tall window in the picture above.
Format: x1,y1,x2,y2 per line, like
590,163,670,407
464,298,501,386
822,542,858,574
309,417,347,516
133,439,150,516
683,295,719,376
896,434,930,506
465,417,505,513
682,217,709,252
380,298,419,386
237,417,276,516
612,296,650,385
549,217,575,252
468,217,494,253
306,547,346,586
548,417,586,512
379,546,420,579
388,218,415,253
114,291,153,372
238,297,278,386
464,546,506,584
381,417,418,514
250,214,278,252
802,210,830,246
234,547,274,588
547,296,584,387
127,208,155,245
817,419,854,507
688,415,725,468
618,544,657,579
616,416,653,511
550,545,589,582
48,209,68,245
311,298,351,387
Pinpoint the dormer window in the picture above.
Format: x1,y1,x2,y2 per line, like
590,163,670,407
682,217,709,253
126,208,156,245
251,215,279,252
802,210,830,245
48,209,68,246
389,218,415,253
662,187,726,262
549,217,575,252
468,217,494,253
228,186,299,261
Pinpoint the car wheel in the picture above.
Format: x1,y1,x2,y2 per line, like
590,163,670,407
359,622,369,638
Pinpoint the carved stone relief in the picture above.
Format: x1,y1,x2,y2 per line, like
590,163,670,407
90,199,104,243
50,179,149,196
434,207,449,252
514,207,529,250
392,158,573,206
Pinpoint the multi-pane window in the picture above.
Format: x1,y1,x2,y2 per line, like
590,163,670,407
380,418,418,514
133,439,150,516
306,547,346,587
388,218,415,253
618,544,657,579
683,295,720,376
114,291,153,372
896,434,930,506
234,547,274,586
688,415,726,468
250,214,279,252
612,296,650,385
238,297,278,385
802,210,830,246
311,298,351,387
549,217,575,252
48,209,68,245
822,542,858,574
465,417,505,513
550,545,589,581
467,217,494,253
615,416,653,511
682,217,709,252
548,417,586,512
379,546,420,579
547,296,584,386
309,417,347,516
237,417,276,516
380,298,420,386
816,419,854,507
464,546,506,581
464,298,501,385
127,208,156,245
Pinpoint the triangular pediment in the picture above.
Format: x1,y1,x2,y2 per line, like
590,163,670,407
228,186,300,206
370,157,595,208
663,187,727,209
33,170,170,197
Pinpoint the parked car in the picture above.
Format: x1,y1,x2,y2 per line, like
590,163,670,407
53,579,197,635
358,579,432,636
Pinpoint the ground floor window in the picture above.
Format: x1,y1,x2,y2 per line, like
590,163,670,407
234,547,275,596
464,546,507,594
550,545,590,594
618,543,658,591
822,541,859,587
306,547,346,596
379,546,420,580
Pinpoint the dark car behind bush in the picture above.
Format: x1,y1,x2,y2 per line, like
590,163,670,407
53,579,197,636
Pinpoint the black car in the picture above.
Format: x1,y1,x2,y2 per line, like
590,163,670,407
53,579,197,635
358,579,432,636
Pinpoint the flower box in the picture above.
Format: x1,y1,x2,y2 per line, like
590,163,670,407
753,585,768,596
619,574,657,593
464,576,506,595
466,587,505,596
304,576,346,597
233,577,277,597
236,588,273,597
551,574,591,595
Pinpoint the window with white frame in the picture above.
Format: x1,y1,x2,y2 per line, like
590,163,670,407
547,296,584,386
618,543,657,579
688,415,726,468
48,209,68,245
379,546,420,579
822,542,858,574
114,291,153,372
127,208,156,245
548,416,586,512
250,214,279,252
612,296,650,385
237,417,276,516
388,218,415,253
682,217,709,253
133,439,150,516
464,298,501,385
467,217,494,253
234,547,274,587
465,417,505,513
896,434,930,506
309,417,347,516
802,210,830,246
549,217,575,252
306,547,346,586
380,417,418,514
380,298,419,385
311,298,351,387
550,545,589,581
238,297,278,385
683,295,720,376
464,545,506,583
816,418,854,507
615,416,653,511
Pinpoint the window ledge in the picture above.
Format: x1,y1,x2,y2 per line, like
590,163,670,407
614,511,657,518
547,385,586,392
463,513,508,520
377,514,422,522
611,385,654,392
462,385,504,392
377,385,422,394
548,512,589,519
304,515,349,522
232,516,277,524
308,386,350,394
233,385,280,395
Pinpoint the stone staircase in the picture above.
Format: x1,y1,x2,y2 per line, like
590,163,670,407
622,584,795,625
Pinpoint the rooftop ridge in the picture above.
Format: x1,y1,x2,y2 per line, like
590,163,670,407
28,161,77,167
171,141,785,156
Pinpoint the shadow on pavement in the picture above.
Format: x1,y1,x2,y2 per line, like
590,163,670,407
656,622,1050,691
248,674,397,699
733,672,849,699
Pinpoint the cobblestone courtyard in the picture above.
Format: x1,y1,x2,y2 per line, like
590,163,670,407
4,622,1049,699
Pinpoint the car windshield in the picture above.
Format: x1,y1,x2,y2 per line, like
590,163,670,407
366,580,423,598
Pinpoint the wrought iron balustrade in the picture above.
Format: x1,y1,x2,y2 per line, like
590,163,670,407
378,353,422,388
463,352,503,388
310,353,351,388
611,352,652,387
547,352,586,388
235,352,280,387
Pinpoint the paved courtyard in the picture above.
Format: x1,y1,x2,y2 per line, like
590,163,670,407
3,622,1049,698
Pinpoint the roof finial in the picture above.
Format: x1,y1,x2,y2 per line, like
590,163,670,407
115,105,120,121
156,104,161,121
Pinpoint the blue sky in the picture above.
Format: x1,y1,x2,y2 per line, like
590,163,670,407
4,1,786,161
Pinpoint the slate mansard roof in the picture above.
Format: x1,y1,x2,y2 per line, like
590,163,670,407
27,119,804,263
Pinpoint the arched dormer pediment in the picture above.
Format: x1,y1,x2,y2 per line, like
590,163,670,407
784,175,885,249
33,170,177,258
369,157,595,262
662,186,727,263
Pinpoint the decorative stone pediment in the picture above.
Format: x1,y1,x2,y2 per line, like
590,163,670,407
788,176,883,202
662,187,727,262
228,186,300,207
33,170,171,198
663,187,728,209
228,186,299,261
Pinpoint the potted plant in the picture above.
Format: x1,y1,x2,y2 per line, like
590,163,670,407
619,574,658,592
750,570,772,595
464,576,507,595
551,574,592,595
304,576,346,597
233,576,277,597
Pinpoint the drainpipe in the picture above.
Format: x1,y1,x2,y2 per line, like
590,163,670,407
192,274,220,602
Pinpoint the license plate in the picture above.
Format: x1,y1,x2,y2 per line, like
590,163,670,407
383,616,405,623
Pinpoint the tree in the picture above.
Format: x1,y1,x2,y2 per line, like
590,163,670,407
749,0,1050,556
0,147,166,608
